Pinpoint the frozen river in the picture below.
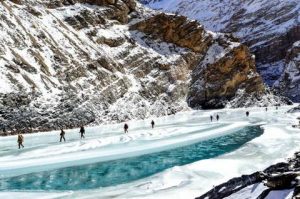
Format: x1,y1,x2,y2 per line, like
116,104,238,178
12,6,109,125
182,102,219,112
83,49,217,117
0,106,299,198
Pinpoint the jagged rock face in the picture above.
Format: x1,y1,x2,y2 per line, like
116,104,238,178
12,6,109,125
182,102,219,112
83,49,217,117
131,13,265,109
275,41,300,101
130,14,213,53
8,0,136,23
252,26,300,65
141,0,300,88
0,0,269,134
189,44,264,108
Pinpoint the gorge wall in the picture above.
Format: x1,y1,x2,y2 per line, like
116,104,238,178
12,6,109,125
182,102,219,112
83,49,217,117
0,0,284,134
141,0,300,100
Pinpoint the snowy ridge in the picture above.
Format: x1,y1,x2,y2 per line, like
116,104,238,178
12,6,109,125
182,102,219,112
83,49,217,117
141,0,300,88
276,40,300,102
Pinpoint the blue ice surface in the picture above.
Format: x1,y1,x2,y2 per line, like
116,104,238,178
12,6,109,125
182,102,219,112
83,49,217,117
0,126,263,191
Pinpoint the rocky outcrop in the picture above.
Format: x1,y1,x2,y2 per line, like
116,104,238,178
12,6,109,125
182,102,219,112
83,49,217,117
130,13,213,53
131,13,265,109
196,152,300,199
226,88,292,108
36,0,136,23
275,41,300,102
252,26,300,66
188,44,264,108
141,0,300,89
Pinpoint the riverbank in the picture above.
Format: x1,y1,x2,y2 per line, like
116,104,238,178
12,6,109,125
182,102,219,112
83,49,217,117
196,151,300,199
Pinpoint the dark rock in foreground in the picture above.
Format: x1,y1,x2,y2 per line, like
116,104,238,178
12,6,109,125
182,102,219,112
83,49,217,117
196,152,300,199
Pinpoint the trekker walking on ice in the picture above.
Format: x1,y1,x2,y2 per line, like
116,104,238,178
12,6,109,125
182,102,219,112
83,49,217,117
216,114,220,121
60,128,66,142
17,133,24,149
210,115,213,122
124,123,129,134
151,120,155,129
246,111,249,117
79,126,85,139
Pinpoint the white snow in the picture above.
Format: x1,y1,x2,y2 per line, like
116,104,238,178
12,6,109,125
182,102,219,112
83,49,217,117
225,183,268,199
1,106,300,198
266,189,294,199
225,183,294,199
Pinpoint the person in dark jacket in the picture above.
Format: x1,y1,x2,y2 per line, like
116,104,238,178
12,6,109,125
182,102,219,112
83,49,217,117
210,115,213,122
79,126,85,139
151,120,155,129
246,111,249,117
17,133,24,149
216,114,220,121
124,123,129,134
60,128,66,142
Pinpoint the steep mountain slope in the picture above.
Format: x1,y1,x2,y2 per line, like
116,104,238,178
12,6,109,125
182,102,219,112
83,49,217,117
276,41,300,102
0,0,283,134
141,0,300,92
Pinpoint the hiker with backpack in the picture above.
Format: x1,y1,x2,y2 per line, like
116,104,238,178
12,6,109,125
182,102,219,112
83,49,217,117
17,133,24,149
151,120,155,129
79,126,85,139
60,128,66,142
124,123,129,133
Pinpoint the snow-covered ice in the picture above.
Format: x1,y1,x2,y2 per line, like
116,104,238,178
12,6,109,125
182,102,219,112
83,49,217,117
0,106,300,199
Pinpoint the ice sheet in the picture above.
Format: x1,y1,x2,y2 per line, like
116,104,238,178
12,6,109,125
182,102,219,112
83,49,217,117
0,106,299,199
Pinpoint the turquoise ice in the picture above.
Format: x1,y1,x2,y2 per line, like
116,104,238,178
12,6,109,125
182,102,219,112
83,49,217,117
0,106,299,199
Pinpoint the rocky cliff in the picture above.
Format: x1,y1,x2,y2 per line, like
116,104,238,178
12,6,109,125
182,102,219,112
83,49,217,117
0,0,283,134
141,0,300,99
130,13,267,108
276,41,300,102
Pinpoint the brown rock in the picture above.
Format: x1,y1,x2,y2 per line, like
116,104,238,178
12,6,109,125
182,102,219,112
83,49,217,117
188,44,264,108
130,13,213,53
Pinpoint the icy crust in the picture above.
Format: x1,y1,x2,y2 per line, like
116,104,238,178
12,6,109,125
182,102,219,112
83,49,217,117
225,184,293,199
0,106,300,199
0,121,249,178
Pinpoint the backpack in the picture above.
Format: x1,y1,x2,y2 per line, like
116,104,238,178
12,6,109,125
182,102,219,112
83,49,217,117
18,135,23,142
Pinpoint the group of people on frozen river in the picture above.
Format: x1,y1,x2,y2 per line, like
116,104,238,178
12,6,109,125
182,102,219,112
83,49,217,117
59,126,85,142
15,106,279,149
16,120,156,149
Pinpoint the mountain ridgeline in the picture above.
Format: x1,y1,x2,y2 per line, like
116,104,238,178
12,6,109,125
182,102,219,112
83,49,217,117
141,0,300,101
0,0,287,134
